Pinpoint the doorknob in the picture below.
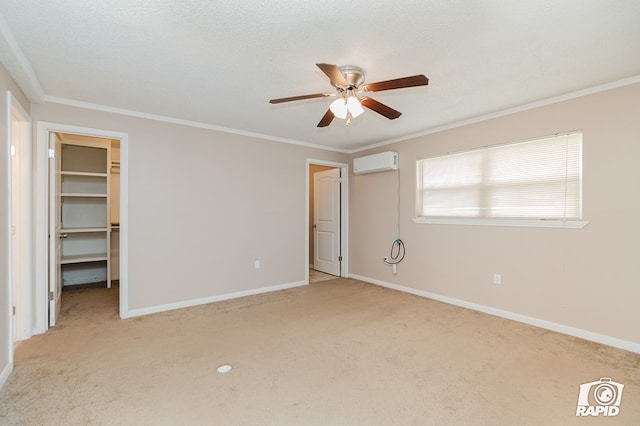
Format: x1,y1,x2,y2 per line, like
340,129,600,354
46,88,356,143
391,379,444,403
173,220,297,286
313,224,317,229
59,234,68,239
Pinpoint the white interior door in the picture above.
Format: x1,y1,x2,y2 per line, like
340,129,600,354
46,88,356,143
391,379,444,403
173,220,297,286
10,126,19,340
314,168,341,276
48,132,62,326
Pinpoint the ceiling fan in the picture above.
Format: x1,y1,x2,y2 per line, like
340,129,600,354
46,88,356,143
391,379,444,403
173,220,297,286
269,63,429,127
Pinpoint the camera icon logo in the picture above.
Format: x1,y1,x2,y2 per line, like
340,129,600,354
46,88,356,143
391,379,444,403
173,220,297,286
576,378,624,416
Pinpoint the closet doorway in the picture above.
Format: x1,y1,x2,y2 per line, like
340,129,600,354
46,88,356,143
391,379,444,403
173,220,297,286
49,133,120,325
35,122,128,333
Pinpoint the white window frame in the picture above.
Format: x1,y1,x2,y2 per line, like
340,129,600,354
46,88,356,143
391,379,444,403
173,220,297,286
413,132,588,229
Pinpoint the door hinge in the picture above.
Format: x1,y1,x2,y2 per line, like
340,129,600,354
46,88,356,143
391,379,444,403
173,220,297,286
12,306,16,316
48,291,54,301
338,256,343,262
48,148,55,158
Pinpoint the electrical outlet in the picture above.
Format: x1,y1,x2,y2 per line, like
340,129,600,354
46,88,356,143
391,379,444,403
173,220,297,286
254,260,261,269
493,273,501,284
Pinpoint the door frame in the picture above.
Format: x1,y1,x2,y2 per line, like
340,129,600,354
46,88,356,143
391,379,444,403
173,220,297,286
34,121,129,333
306,159,349,282
7,92,31,348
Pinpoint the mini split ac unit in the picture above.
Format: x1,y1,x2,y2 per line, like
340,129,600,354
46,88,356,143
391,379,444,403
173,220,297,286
353,151,399,174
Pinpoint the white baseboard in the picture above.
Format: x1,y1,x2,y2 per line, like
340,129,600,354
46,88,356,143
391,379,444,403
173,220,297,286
0,361,13,390
349,274,640,354
124,280,308,318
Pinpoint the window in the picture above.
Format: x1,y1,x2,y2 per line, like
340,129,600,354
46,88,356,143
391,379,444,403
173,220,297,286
415,131,587,228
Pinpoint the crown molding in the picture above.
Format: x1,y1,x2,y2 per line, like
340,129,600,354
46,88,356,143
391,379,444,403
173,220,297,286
347,75,640,154
44,95,350,153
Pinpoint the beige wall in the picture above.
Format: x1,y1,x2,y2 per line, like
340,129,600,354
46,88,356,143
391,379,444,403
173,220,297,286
0,64,31,383
349,83,640,345
31,102,347,311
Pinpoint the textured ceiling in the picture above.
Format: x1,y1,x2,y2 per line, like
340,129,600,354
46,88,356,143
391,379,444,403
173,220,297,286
1,1,639,151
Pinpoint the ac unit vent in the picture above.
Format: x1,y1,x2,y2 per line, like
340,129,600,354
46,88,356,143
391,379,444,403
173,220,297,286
353,151,398,174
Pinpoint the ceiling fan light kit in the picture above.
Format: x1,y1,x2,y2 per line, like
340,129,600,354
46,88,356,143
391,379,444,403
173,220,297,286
329,97,348,119
329,92,364,121
346,95,364,117
269,63,429,128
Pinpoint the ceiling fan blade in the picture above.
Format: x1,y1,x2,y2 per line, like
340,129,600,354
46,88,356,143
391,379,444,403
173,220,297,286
363,75,429,92
316,63,350,87
360,97,402,120
317,109,335,127
269,93,331,104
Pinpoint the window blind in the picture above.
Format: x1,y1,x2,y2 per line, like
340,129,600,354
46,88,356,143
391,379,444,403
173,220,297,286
417,132,582,220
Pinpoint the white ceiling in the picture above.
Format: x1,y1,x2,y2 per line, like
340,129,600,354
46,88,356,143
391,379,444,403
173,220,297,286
1,1,639,152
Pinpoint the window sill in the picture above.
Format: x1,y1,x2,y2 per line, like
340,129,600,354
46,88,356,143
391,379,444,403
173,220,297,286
412,217,589,229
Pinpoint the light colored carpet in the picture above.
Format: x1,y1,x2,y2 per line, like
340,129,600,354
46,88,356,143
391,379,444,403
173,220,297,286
1,278,638,425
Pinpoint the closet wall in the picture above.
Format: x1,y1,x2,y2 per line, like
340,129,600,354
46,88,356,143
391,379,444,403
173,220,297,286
58,133,119,287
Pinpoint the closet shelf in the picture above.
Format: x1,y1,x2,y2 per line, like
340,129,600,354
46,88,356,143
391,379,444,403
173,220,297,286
60,253,108,264
61,193,108,198
61,227,108,233
61,171,108,177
